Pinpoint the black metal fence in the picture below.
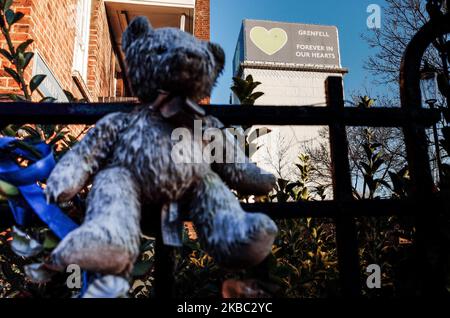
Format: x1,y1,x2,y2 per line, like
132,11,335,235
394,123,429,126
0,9,449,299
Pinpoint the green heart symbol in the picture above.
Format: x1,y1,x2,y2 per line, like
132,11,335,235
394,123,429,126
250,26,288,56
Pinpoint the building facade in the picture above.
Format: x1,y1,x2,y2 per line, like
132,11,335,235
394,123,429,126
0,0,210,102
233,19,348,179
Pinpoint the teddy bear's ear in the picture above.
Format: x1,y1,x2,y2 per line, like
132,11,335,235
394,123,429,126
208,42,225,75
122,16,153,51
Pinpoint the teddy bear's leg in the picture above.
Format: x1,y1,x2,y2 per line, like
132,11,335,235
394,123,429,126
49,166,141,275
188,171,278,269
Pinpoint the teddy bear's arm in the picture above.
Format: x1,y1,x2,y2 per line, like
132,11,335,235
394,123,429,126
45,112,128,203
203,115,276,196
211,155,276,195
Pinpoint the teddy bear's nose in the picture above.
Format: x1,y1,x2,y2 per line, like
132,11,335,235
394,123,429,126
184,50,199,60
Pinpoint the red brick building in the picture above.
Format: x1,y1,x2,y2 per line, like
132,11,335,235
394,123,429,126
0,0,210,102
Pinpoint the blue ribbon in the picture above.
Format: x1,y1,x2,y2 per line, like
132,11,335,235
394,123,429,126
0,137,78,239
1,137,103,296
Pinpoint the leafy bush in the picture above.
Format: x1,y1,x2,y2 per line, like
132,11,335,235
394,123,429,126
0,1,87,297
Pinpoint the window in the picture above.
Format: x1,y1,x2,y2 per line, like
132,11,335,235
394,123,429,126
73,0,92,81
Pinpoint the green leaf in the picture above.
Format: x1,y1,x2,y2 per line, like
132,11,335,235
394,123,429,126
16,125,39,138
231,74,264,105
300,187,310,200
371,143,382,149
40,124,57,139
357,96,376,108
398,166,409,178
0,48,13,61
0,124,17,136
23,51,34,69
363,144,373,160
63,89,76,102
3,0,12,11
11,12,24,25
0,179,19,197
17,51,25,68
375,179,391,190
43,232,59,250
360,161,371,175
48,130,65,145
4,66,21,84
15,140,43,159
139,239,154,253
249,91,264,100
285,182,301,193
12,94,28,101
352,189,362,200
372,158,385,172
0,93,26,101
5,8,14,26
30,74,46,93
132,259,154,277
277,178,289,190
16,39,33,54
364,175,376,192
40,96,57,103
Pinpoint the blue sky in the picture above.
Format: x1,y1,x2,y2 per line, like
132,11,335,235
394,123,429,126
210,0,388,104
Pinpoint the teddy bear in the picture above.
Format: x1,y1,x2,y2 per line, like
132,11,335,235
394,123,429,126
42,16,278,290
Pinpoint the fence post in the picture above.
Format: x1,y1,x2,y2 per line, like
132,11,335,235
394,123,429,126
326,76,362,297
153,210,176,298
399,14,450,294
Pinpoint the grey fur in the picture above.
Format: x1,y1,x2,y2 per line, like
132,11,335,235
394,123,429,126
45,16,277,277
